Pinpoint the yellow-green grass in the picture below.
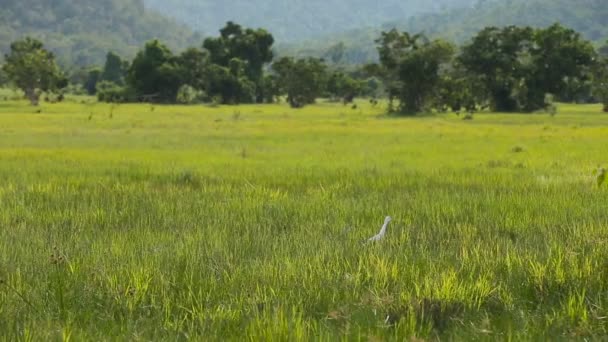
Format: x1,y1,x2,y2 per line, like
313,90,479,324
0,98,607,340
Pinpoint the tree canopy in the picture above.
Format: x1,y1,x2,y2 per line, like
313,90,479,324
2,37,67,105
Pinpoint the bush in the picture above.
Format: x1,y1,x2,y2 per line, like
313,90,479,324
176,85,207,104
96,81,134,103
64,84,87,96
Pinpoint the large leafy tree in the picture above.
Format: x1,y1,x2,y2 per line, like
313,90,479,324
101,52,129,86
272,57,328,108
176,48,209,91
526,24,596,108
203,22,274,102
326,71,363,103
459,24,597,112
2,37,67,105
459,26,535,112
375,30,455,114
205,59,256,104
85,68,102,95
127,40,183,102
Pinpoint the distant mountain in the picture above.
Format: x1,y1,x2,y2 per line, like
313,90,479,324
143,0,478,42
3,0,606,69
280,0,608,64
0,0,199,67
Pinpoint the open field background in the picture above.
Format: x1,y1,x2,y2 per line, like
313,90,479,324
0,99,607,340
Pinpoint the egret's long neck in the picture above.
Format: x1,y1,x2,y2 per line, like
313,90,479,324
379,221,390,235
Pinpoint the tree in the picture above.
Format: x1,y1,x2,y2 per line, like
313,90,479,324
592,58,608,112
459,26,535,112
2,37,67,105
203,22,274,102
527,24,596,108
326,72,362,103
127,40,183,102
259,74,280,104
84,68,102,95
176,48,209,91
0,68,7,86
96,80,133,103
272,57,328,108
459,25,597,112
436,68,484,114
375,30,455,114
205,60,256,104
101,52,129,85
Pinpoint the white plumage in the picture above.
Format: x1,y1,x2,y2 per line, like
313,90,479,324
368,216,392,242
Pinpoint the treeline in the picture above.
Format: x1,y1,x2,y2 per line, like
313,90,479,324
2,22,608,113
70,22,374,107
372,24,608,114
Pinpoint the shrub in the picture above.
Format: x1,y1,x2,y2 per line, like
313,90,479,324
176,85,207,104
96,81,134,103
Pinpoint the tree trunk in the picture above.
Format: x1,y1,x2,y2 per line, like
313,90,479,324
25,88,39,106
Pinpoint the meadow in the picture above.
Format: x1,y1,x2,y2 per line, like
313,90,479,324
0,97,607,340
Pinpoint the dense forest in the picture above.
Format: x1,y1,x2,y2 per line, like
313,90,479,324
143,0,478,42
0,0,199,67
283,0,608,64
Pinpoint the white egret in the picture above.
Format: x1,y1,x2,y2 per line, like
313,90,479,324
367,216,392,242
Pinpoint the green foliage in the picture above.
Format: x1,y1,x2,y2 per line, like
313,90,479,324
326,72,363,103
127,40,183,103
529,24,596,105
2,37,67,105
458,26,536,112
203,22,274,102
459,24,597,112
0,68,7,86
375,31,455,114
259,74,280,104
84,69,102,96
272,57,328,108
176,84,206,104
592,58,608,112
96,80,133,103
101,52,129,86
176,48,209,91
205,63,256,104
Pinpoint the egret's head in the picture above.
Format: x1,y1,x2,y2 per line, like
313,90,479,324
384,216,392,224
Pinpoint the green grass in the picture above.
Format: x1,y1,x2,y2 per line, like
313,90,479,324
0,98,607,340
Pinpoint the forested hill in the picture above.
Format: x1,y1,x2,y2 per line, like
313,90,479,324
0,0,199,67
143,0,478,42
280,0,608,64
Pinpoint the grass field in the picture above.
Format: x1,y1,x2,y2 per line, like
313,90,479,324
0,98,607,340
